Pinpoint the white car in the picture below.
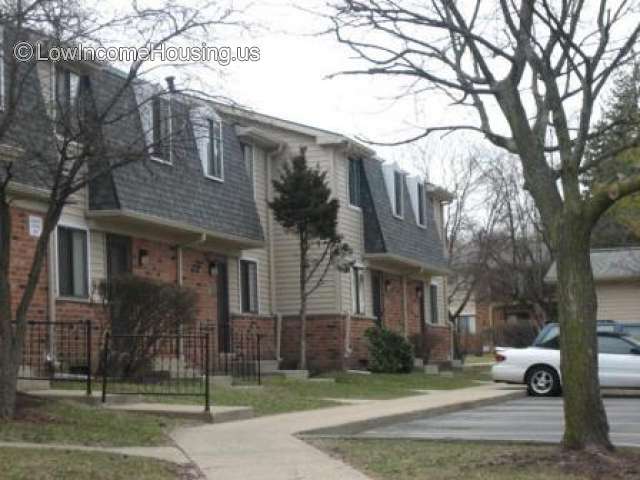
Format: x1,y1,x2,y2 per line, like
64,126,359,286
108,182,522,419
492,330,640,396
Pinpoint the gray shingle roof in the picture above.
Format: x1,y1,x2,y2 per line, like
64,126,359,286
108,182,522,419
87,71,264,244
360,157,448,273
545,248,640,282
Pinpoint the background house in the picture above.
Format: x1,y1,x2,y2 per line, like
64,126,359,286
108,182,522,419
545,248,640,324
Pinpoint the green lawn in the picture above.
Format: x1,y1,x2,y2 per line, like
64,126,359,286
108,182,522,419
0,447,186,480
0,395,192,447
309,439,640,480
178,369,490,416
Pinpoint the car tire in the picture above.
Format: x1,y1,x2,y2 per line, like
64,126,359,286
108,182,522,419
526,366,561,397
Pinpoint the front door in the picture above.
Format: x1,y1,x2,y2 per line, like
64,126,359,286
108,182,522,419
216,260,231,353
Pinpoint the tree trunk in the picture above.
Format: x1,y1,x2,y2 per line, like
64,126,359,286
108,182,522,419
0,335,18,419
556,216,613,451
299,301,307,371
299,232,308,371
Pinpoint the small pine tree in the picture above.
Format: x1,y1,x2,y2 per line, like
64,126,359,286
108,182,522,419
269,147,352,370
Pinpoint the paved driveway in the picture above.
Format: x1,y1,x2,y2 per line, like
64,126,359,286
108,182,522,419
358,397,640,447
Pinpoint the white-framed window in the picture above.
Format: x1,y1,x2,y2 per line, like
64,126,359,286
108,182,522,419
429,283,439,324
206,118,223,179
55,66,80,114
240,259,258,314
348,157,361,208
242,143,254,187
351,266,366,314
393,170,404,218
458,315,477,335
151,96,171,163
193,108,223,181
57,225,89,299
417,182,426,227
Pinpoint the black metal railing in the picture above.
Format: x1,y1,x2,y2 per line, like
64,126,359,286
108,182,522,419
101,331,211,411
212,323,262,384
17,320,97,395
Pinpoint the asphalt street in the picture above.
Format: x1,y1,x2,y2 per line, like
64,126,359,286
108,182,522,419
358,397,640,447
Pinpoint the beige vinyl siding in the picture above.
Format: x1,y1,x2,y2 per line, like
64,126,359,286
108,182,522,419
251,128,337,315
334,151,371,316
596,282,640,323
238,146,271,314
89,231,106,299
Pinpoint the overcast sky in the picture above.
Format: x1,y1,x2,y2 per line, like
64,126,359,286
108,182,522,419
202,0,474,182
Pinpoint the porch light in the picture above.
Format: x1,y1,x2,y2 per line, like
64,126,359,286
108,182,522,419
208,261,218,276
138,249,149,267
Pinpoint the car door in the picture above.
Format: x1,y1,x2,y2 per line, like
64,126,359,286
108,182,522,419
597,335,640,388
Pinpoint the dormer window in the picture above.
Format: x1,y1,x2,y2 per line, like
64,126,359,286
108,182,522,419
192,104,224,181
55,66,80,114
417,182,426,227
243,143,254,187
348,158,361,208
151,96,171,162
205,118,223,179
393,170,404,218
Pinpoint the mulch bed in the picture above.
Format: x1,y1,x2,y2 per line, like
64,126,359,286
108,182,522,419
482,448,640,480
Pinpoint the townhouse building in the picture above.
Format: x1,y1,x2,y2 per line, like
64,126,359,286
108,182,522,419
5,31,452,373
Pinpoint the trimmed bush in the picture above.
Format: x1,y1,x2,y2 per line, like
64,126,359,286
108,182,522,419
365,327,414,373
100,275,198,378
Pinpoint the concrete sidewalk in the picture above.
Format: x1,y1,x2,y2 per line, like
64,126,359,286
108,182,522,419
171,384,522,480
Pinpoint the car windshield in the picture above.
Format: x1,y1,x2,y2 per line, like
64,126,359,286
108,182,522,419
533,322,633,349
623,325,640,340
533,325,559,348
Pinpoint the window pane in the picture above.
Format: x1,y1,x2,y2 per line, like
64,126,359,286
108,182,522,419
58,228,72,296
394,171,403,216
349,158,361,207
430,285,438,324
241,260,258,313
598,336,634,355
71,230,87,297
58,227,87,298
243,144,254,185
418,184,425,225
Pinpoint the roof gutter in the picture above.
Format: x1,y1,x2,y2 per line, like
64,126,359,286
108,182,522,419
87,209,265,249
364,252,451,275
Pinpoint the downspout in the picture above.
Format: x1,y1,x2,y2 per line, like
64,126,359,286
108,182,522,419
267,143,286,362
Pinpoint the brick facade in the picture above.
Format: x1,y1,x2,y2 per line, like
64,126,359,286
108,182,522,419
9,206,279,372
9,207,49,321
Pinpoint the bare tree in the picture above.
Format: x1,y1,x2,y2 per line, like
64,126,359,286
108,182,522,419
329,0,640,451
0,0,245,418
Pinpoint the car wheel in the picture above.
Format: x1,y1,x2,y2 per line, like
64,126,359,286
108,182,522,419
526,366,560,397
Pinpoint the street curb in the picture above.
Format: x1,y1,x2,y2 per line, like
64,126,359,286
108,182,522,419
297,389,526,438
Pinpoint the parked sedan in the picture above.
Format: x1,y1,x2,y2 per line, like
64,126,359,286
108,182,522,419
622,323,640,340
492,331,640,396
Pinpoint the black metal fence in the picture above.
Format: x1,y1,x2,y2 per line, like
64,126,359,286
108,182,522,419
214,324,263,384
101,331,211,410
17,320,95,394
17,321,263,409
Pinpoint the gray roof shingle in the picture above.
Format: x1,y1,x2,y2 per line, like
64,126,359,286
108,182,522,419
360,157,448,273
87,71,264,243
545,248,640,282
